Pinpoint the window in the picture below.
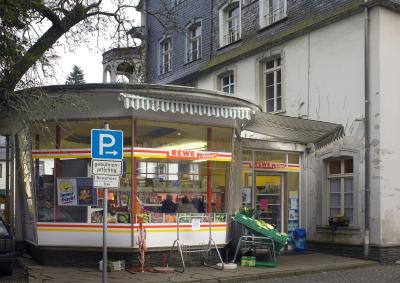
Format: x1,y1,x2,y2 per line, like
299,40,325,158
264,57,282,112
187,22,201,62
219,2,241,46
260,0,287,28
220,72,234,94
327,158,354,223
0,163,2,178
160,38,172,74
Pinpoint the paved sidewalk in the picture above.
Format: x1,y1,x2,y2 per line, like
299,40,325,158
18,252,377,283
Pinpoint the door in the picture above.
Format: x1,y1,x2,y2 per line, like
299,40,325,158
254,173,284,232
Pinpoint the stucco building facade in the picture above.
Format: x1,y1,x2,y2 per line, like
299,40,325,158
140,0,400,260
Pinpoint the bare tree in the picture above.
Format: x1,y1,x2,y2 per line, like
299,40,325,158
0,0,177,126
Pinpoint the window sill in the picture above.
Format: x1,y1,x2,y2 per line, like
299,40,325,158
183,58,202,66
218,39,243,51
266,109,286,115
159,70,172,76
316,225,361,235
258,16,288,33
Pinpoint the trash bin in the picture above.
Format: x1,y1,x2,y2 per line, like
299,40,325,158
293,228,306,252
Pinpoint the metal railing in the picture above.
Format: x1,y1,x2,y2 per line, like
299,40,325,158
264,7,286,26
224,29,240,44
171,213,226,272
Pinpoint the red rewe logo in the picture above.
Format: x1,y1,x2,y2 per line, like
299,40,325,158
168,149,197,159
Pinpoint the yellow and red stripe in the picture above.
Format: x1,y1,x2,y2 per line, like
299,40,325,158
32,147,232,162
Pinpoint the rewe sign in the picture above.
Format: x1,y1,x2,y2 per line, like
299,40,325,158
168,149,218,160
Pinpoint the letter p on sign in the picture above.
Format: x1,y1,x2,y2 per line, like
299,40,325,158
91,129,123,160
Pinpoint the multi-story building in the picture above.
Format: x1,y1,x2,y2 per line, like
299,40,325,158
140,0,400,261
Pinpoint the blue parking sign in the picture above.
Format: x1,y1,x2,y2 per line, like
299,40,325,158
91,129,123,160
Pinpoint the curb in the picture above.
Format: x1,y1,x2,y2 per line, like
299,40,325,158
16,256,378,283
211,261,378,283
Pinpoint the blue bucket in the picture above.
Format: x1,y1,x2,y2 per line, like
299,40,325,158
293,228,306,252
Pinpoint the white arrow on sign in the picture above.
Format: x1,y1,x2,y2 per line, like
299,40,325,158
105,150,118,156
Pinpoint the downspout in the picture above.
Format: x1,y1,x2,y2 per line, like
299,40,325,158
363,2,371,260
209,0,214,60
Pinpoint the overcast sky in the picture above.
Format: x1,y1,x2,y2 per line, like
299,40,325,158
52,3,141,85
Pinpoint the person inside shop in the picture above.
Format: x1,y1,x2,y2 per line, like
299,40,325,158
192,196,205,213
177,196,198,213
161,194,177,213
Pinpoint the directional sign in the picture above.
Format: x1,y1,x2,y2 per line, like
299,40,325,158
91,129,123,160
92,160,122,176
93,175,120,188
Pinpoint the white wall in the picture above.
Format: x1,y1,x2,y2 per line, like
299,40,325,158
376,7,400,245
198,14,365,136
198,8,400,247
368,7,382,246
198,13,368,244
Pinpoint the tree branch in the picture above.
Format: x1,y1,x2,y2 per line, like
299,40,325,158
31,2,62,26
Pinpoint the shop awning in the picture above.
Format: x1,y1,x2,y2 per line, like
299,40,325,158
242,111,344,149
120,93,253,120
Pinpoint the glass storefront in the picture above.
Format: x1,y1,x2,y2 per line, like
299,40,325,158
241,150,301,236
31,118,232,225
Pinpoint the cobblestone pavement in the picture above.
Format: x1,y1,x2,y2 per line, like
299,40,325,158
246,264,400,283
17,252,378,283
0,263,28,283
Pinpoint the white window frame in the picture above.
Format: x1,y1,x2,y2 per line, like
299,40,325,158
264,57,282,113
219,1,241,47
159,38,172,74
186,21,202,63
259,0,287,28
220,72,234,94
327,158,354,223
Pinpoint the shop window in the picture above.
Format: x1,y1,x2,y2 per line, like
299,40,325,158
32,119,232,225
264,57,283,113
159,38,172,74
219,72,234,94
259,0,287,28
186,21,202,62
327,158,354,223
219,1,241,47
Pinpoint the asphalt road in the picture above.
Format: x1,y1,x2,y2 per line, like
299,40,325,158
246,264,400,283
0,263,28,283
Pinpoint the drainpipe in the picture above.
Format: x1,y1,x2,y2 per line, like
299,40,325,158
209,0,214,60
363,2,370,260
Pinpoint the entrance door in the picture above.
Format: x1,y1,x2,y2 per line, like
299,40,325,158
254,173,284,232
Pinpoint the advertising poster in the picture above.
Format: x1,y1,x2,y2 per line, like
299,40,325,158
77,178,96,206
242,188,252,204
57,178,78,206
57,178,96,206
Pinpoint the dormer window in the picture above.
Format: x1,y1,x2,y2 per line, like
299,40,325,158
186,21,202,62
159,38,172,74
259,0,287,28
219,1,241,47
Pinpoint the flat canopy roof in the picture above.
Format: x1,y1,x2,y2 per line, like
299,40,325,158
242,111,344,149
